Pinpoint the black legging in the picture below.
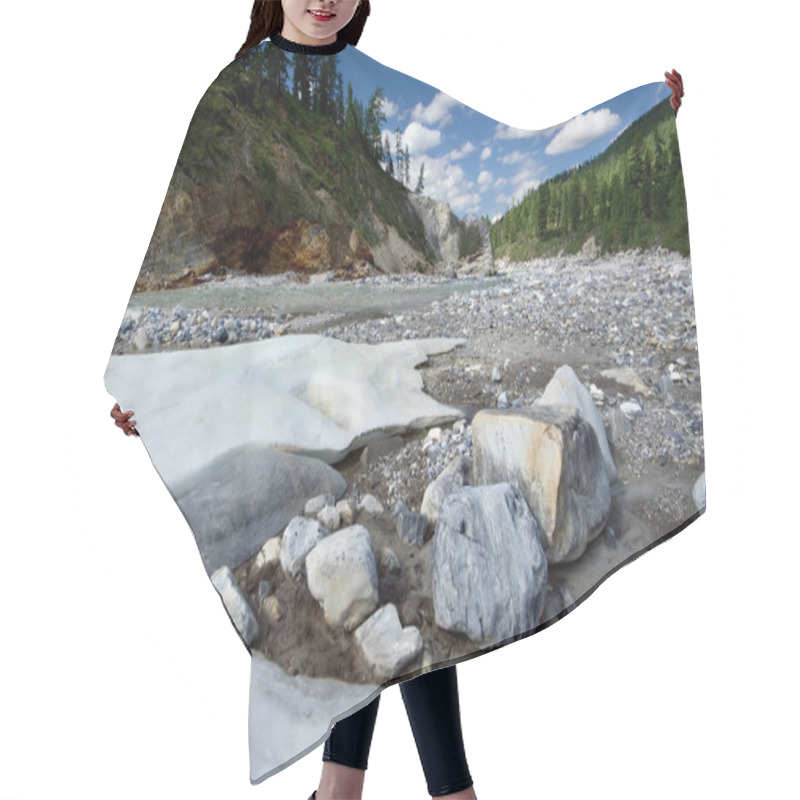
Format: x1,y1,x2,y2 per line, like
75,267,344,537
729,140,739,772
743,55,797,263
323,664,473,797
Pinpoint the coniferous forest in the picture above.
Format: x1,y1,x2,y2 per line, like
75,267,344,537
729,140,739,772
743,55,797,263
489,98,689,258
184,42,687,265
201,43,425,193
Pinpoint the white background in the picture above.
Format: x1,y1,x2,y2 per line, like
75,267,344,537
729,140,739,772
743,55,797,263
1,1,795,798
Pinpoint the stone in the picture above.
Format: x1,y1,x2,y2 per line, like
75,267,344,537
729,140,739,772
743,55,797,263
693,472,706,512
420,455,469,535
358,494,385,515
537,364,617,482
354,604,423,680
380,547,401,573
317,504,341,531
305,493,335,515
210,566,259,646
606,406,632,444
396,510,428,547
176,446,346,575
132,329,149,351
620,400,643,417
305,525,379,630
336,499,355,526
280,517,329,579
600,366,649,395
250,535,282,581
432,483,548,645
658,372,676,406
471,405,611,563
263,595,282,622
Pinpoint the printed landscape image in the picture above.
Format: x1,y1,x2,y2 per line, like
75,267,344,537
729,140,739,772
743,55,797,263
104,41,704,781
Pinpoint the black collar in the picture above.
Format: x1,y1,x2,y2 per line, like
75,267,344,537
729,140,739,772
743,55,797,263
270,31,348,55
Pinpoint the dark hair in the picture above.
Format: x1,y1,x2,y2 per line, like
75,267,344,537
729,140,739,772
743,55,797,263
236,1,371,59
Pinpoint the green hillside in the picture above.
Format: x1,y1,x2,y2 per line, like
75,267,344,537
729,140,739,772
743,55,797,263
490,98,689,259
175,43,431,263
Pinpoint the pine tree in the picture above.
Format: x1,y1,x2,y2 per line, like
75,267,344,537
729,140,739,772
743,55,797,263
651,130,669,220
537,183,550,239
384,132,394,176
415,161,426,194
346,82,364,142
404,143,411,187
292,55,311,107
335,72,344,125
317,57,337,118
568,178,581,232
365,87,387,160
308,58,321,112
395,127,404,184
264,45,289,98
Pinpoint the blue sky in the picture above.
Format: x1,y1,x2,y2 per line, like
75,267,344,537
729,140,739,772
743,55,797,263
343,51,671,222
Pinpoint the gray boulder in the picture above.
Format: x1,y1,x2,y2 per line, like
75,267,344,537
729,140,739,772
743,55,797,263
537,364,617,482
471,405,611,563
432,482,548,645
176,445,346,575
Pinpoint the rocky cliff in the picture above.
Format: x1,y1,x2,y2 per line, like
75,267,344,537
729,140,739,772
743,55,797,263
133,94,493,291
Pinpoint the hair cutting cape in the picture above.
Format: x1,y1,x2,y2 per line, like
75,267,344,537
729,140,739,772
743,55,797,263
104,33,705,784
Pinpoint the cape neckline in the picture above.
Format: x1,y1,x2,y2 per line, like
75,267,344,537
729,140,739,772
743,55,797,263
269,31,349,55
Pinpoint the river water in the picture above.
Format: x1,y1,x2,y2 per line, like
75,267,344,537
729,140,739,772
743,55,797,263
126,273,509,326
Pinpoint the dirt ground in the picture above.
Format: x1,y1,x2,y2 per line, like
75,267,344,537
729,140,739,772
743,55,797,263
234,329,703,684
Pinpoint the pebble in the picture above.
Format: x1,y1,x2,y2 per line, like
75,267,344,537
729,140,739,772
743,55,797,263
111,248,703,483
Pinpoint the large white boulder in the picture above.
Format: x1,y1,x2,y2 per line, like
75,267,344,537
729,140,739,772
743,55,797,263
305,525,379,631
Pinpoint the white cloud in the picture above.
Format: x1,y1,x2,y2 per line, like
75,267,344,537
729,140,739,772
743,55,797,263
401,121,442,154
495,123,539,140
448,191,483,215
510,164,540,187
480,146,492,160
406,151,481,216
411,92,459,127
545,108,622,155
449,141,476,160
478,170,493,188
499,150,526,165
380,96,399,119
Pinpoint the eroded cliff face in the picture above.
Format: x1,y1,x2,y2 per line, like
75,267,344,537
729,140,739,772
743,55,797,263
133,132,493,291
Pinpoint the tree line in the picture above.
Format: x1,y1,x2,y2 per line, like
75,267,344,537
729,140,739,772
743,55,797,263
490,98,689,257
221,44,426,193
